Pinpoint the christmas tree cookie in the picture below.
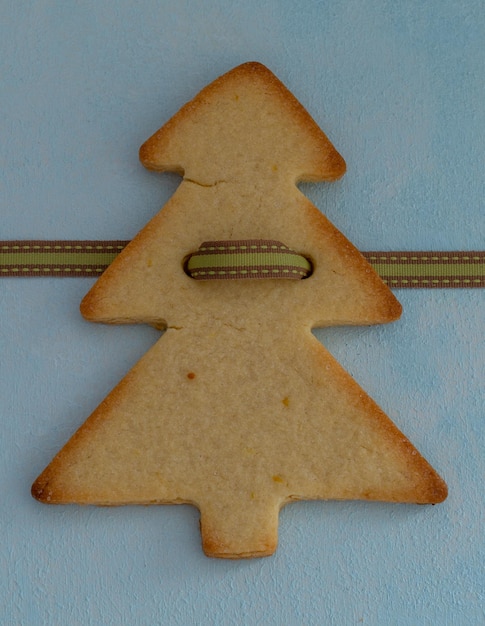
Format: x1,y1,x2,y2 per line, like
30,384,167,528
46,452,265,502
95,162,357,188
32,62,447,558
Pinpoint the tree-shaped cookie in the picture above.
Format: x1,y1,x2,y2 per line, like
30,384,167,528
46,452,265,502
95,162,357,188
32,62,447,558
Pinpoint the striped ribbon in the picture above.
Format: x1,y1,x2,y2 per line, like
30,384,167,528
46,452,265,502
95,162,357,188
0,241,126,277
364,252,485,289
185,240,312,280
0,241,484,288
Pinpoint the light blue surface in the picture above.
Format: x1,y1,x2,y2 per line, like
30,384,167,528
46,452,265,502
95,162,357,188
1,2,484,624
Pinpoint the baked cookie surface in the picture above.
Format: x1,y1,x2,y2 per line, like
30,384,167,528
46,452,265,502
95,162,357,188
32,62,447,559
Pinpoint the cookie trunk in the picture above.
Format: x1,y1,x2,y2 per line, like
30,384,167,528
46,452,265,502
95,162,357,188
199,500,280,559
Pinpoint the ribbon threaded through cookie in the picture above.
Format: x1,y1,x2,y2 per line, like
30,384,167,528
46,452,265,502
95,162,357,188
185,240,313,280
0,241,484,287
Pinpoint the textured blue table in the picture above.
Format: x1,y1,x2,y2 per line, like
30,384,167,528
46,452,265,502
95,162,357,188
2,2,484,624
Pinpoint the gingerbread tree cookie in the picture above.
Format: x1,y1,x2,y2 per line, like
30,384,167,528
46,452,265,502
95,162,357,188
32,62,447,558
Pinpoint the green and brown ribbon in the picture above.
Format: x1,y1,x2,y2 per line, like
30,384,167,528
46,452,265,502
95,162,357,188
1,240,484,288
185,240,312,280
364,251,485,289
0,241,126,277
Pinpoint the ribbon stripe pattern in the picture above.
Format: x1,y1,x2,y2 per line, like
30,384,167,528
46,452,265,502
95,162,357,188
185,240,312,280
0,241,484,288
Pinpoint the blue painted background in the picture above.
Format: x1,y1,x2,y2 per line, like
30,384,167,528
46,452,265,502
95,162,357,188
1,2,484,624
